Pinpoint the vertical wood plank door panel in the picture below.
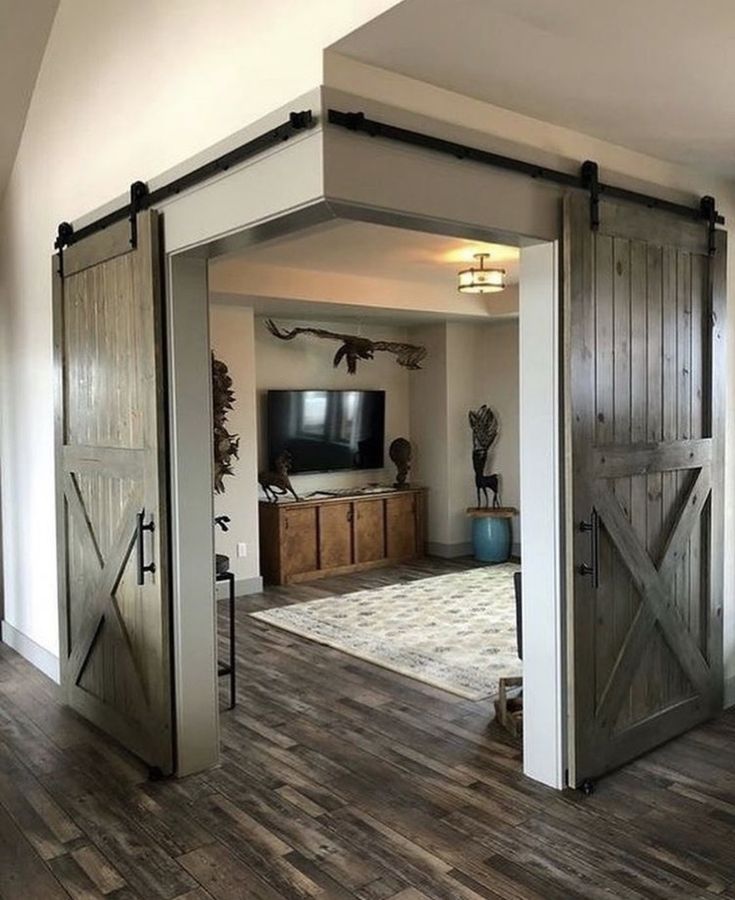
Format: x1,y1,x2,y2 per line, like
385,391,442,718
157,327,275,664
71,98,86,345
354,499,386,564
318,502,354,570
565,193,726,787
282,507,318,579
54,212,173,775
386,494,417,559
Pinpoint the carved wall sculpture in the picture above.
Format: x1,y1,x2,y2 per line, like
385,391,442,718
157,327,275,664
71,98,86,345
212,353,240,493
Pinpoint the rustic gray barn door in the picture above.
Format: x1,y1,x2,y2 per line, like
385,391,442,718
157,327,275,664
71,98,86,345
566,192,726,787
54,211,173,775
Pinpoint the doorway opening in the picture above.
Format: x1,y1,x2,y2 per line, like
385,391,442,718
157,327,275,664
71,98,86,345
202,214,562,787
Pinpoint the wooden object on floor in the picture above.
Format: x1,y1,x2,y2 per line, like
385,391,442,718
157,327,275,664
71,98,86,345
259,488,426,585
494,676,524,737
465,506,517,518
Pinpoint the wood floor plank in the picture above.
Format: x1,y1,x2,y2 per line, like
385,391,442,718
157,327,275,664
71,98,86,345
177,843,287,900
47,851,111,900
0,739,82,859
2,559,735,899
0,801,69,899
72,843,127,894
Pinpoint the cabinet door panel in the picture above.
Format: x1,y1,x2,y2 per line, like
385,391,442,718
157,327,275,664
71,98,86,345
318,502,353,570
386,493,417,559
283,507,318,577
354,499,386,563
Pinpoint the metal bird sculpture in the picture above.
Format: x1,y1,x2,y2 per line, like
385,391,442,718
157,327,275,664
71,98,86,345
264,319,427,375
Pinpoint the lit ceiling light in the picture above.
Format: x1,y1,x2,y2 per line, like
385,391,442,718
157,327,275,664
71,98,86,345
457,253,506,294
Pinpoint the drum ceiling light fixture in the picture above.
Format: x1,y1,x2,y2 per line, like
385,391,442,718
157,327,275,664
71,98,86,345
457,253,505,294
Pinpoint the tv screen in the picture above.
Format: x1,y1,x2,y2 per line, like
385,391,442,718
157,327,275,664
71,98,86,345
267,390,385,474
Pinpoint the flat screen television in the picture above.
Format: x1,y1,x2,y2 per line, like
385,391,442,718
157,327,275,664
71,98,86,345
266,389,385,474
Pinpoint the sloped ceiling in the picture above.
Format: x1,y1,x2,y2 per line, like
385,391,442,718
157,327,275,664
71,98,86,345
0,0,58,198
332,0,735,176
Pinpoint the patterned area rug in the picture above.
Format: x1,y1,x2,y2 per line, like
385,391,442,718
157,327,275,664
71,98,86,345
251,564,522,700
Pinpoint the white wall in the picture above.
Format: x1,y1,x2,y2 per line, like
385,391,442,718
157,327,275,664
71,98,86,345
0,0,400,663
410,321,520,556
519,242,564,787
210,303,260,593
254,316,411,495
408,324,450,546
468,321,520,548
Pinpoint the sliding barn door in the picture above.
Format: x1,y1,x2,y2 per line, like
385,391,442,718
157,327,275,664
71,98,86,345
54,211,173,774
566,193,726,786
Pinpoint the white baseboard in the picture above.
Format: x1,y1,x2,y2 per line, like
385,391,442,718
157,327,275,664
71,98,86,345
427,541,473,559
724,674,735,708
427,541,522,561
1,620,60,683
215,576,263,600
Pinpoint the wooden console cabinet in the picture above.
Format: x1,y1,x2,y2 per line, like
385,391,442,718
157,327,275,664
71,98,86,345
259,488,426,585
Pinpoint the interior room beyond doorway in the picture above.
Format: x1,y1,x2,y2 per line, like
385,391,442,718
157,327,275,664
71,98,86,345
207,217,530,743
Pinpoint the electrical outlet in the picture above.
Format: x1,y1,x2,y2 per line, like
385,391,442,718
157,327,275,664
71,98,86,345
237,542,247,558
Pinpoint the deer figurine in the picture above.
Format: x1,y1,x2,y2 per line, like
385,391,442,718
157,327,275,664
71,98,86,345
472,449,501,509
468,405,502,509
258,452,300,503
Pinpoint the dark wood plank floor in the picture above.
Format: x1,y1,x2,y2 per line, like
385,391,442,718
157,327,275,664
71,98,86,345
2,557,735,899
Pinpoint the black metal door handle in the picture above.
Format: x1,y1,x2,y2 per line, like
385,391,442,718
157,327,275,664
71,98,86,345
578,509,599,588
136,509,156,586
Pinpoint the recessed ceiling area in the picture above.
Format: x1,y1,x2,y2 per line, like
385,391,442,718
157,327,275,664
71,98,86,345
210,218,520,325
221,218,519,285
330,0,735,176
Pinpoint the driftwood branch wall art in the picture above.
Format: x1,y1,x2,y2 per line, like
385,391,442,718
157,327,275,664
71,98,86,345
212,353,240,493
264,319,427,375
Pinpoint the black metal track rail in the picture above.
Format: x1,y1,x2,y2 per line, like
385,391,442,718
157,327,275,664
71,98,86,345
328,109,724,248
55,110,314,263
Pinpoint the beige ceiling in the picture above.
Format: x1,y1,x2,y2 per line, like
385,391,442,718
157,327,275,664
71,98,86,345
0,0,58,197
225,219,519,285
331,0,735,176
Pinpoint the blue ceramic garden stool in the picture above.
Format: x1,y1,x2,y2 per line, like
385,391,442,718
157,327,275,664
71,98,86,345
466,507,517,563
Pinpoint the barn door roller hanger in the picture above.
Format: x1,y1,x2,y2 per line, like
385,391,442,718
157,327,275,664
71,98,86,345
328,109,723,254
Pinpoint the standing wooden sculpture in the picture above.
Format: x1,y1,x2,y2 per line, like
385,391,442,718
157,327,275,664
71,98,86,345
469,405,501,508
389,437,412,488
259,451,300,503
212,353,239,494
